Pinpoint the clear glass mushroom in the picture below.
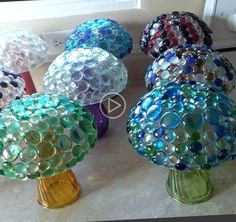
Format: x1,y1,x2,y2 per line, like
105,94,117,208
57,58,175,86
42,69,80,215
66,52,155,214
0,28,48,94
0,93,97,208
127,82,236,204
145,45,236,94
140,11,213,58
43,47,128,138
65,18,133,59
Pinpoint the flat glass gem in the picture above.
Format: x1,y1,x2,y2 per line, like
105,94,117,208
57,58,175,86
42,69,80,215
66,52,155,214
55,135,72,152
161,112,180,129
0,93,97,180
147,105,162,121
184,113,204,131
38,142,56,159
25,131,41,145
20,147,37,162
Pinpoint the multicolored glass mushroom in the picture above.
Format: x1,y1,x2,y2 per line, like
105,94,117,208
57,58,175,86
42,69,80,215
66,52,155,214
0,66,25,108
65,18,133,59
43,47,128,138
127,82,236,204
0,28,48,94
145,45,236,93
0,93,97,208
140,11,213,58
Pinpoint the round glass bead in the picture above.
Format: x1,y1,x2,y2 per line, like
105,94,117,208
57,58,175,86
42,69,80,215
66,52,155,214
0,93,97,180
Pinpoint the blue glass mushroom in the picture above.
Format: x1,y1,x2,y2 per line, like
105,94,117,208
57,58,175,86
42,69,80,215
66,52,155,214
65,18,133,59
127,82,236,204
145,44,236,94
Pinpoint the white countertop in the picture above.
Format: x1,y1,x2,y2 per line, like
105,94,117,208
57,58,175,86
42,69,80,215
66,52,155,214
0,83,236,222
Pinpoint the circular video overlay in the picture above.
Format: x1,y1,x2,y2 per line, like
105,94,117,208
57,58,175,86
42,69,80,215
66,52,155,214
100,92,126,119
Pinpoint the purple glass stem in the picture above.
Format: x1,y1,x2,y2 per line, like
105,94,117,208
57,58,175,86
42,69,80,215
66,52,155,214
86,103,109,138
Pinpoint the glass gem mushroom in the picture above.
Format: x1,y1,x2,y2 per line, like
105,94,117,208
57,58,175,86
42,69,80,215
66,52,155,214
0,93,97,208
0,66,25,108
127,82,236,204
0,28,48,94
145,44,236,93
140,11,213,58
43,47,128,138
65,18,133,59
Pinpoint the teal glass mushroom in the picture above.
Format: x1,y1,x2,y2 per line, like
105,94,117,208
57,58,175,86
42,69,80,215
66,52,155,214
0,93,97,208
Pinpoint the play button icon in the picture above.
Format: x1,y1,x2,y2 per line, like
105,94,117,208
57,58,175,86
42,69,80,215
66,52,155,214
100,92,126,119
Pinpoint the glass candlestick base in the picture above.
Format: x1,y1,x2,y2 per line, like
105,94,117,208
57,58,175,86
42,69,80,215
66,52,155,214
86,103,109,138
37,169,80,209
166,169,213,204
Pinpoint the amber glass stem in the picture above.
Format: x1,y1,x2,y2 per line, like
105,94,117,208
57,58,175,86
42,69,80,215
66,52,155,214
166,169,213,204
37,169,81,209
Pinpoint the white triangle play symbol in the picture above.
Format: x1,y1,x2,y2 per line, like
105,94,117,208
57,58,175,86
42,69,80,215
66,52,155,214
107,98,122,113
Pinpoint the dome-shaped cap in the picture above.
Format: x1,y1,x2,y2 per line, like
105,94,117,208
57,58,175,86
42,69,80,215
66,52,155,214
0,93,97,180
0,66,25,108
0,28,48,73
43,47,128,105
127,82,236,171
140,11,213,58
145,45,236,94
65,18,133,59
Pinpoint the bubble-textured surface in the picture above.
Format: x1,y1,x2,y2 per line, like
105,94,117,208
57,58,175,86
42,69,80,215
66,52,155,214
127,82,236,171
145,45,236,94
65,18,132,59
0,67,25,108
0,28,48,73
44,48,128,105
140,11,213,58
0,93,97,180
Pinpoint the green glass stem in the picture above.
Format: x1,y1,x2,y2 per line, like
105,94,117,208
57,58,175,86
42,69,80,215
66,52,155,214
166,169,213,204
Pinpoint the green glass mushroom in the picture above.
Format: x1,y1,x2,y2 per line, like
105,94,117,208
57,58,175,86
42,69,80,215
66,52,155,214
0,93,97,208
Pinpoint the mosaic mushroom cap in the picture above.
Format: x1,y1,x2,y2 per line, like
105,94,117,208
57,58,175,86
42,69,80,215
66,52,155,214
145,45,236,94
43,47,128,105
0,67,25,108
140,11,213,58
127,82,236,171
0,28,48,73
65,18,133,59
0,93,97,180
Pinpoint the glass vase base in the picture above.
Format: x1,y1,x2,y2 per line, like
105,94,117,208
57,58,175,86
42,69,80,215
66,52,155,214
166,169,213,204
37,169,81,209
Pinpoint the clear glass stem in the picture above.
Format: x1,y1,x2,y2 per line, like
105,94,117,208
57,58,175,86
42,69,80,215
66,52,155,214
166,169,213,204
37,169,80,209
